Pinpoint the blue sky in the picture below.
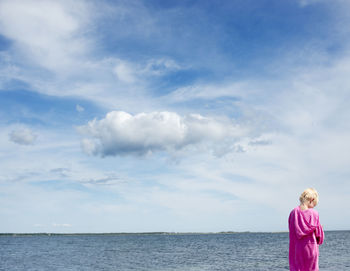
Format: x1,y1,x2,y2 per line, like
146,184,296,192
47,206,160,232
1,0,350,233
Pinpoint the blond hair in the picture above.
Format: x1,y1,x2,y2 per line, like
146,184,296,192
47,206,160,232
299,188,319,206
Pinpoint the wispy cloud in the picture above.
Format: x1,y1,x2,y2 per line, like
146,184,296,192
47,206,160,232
0,0,90,73
113,58,183,84
76,104,85,112
298,0,322,7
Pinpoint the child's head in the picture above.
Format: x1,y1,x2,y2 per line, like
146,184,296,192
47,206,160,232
299,188,319,208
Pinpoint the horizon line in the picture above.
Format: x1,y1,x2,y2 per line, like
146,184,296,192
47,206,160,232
1,229,347,236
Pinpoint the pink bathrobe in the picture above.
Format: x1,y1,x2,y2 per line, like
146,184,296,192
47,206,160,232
289,206,324,271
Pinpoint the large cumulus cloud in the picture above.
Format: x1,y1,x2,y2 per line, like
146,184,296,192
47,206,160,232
78,111,246,157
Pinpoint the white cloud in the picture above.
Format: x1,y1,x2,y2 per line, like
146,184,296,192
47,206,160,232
0,0,185,109
163,81,259,105
0,0,89,73
143,58,182,76
9,128,37,145
113,60,136,83
76,104,85,112
113,58,183,84
298,0,322,7
78,111,246,157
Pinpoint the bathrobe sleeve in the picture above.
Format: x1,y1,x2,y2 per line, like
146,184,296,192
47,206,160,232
315,224,324,245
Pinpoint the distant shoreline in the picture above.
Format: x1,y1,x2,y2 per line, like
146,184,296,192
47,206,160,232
0,230,346,236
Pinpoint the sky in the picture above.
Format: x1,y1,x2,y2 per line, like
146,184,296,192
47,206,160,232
0,0,349,233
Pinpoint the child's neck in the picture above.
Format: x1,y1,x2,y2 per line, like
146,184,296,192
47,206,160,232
300,203,309,210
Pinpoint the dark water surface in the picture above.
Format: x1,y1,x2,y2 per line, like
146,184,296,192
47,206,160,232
0,231,349,270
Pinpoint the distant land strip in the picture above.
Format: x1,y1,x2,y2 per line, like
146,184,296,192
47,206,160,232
2,230,347,236
1,231,283,236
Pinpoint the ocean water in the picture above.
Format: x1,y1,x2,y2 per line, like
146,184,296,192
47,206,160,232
0,231,349,271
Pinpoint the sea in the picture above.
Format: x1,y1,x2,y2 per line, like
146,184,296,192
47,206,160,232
0,231,349,271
